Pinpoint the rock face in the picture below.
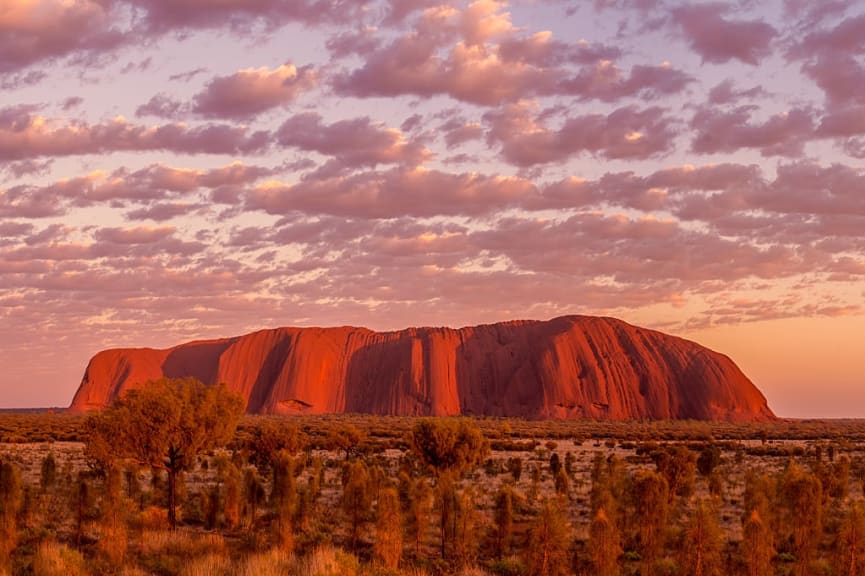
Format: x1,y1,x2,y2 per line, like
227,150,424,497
69,316,775,421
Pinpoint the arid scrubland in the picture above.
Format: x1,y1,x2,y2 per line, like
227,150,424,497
3,409,865,576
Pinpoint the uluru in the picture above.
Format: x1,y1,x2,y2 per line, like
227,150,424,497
70,315,775,421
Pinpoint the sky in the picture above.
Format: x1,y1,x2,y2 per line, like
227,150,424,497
0,0,864,417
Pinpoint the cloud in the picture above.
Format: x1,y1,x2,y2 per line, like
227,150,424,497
125,202,205,222
94,225,176,244
334,0,685,105
801,54,865,107
497,31,621,67
690,105,814,156
673,3,777,65
0,187,65,218
246,167,535,219
275,113,430,169
559,61,693,101
0,0,124,73
0,107,270,160
136,94,185,119
193,63,317,119
793,11,865,57
485,101,676,165
129,0,371,32
707,79,768,105
333,31,554,105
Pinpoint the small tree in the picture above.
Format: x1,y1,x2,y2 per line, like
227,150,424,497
781,463,823,576
697,444,722,477
629,469,668,576
680,499,723,576
550,453,562,477
408,476,433,556
493,485,514,558
834,500,865,576
374,487,403,570
271,452,296,550
507,456,523,482
742,509,774,576
243,466,266,529
71,472,93,549
0,459,23,566
84,377,245,528
554,466,570,498
245,420,307,471
40,452,57,493
98,466,127,565
652,444,696,501
452,486,479,567
437,471,457,559
343,460,372,550
221,461,242,530
410,418,489,477
525,498,571,576
589,507,621,576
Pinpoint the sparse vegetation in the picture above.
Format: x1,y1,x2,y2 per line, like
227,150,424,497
4,409,865,574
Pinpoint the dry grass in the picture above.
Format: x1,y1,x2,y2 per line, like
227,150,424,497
32,541,89,576
294,545,360,576
140,528,226,557
119,568,151,576
180,552,232,576
237,548,293,576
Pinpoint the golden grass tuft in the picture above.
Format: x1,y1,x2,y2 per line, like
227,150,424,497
236,548,293,576
180,552,232,576
295,545,360,576
140,528,226,557
32,541,89,576
139,506,170,531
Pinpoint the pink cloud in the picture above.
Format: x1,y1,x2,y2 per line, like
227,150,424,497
125,202,205,222
707,79,768,105
0,159,53,179
94,225,176,244
497,33,621,67
0,221,34,242
193,63,317,119
4,162,270,219
816,105,865,137
326,27,382,58
246,167,535,219
690,105,814,156
334,33,554,105
0,187,65,218
0,108,269,160
334,1,690,106
471,212,808,287
439,116,484,148
383,0,445,24
129,0,370,32
761,161,865,215
802,54,865,107
276,113,429,168
486,102,676,165
794,11,865,56
136,93,185,119
559,62,693,101
673,3,777,65
0,0,124,73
